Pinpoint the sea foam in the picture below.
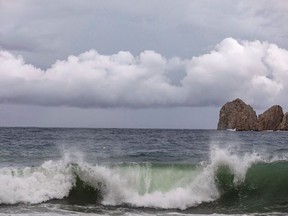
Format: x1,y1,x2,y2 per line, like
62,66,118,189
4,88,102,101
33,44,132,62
0,147,267,209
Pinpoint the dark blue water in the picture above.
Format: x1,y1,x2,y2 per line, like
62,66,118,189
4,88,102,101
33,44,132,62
1,128,213,166
1,127,288,216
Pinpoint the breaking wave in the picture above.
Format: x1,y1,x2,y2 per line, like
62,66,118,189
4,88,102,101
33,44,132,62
1,147,288,212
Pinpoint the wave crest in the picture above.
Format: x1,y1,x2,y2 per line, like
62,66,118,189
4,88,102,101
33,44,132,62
2,147,287,212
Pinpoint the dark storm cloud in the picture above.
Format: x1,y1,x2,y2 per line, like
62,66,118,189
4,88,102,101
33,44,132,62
1,0,288,68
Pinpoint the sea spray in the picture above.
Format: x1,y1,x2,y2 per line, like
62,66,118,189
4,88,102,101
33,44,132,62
1,147,287,211
0,160,73,204
209,146,263,184
116,146,265,209
105,163,216,209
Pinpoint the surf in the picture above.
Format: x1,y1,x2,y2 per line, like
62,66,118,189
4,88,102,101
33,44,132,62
1,148,288,213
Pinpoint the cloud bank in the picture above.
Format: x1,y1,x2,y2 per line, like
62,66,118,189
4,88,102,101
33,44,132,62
1,0,288,70
0,38,287,109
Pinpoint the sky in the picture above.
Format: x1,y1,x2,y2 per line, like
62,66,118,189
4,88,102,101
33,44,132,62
0,0,288,129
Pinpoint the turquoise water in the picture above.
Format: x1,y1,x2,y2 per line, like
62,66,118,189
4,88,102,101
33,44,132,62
1,128,288,215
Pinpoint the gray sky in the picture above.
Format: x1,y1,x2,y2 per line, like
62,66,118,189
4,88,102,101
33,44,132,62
0,0,288,129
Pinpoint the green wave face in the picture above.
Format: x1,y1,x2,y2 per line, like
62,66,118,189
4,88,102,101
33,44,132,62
112,163,202,195
214,161,288,213
67,163,203,205
67,175,103,205
64,161,288,211
3,158,288,213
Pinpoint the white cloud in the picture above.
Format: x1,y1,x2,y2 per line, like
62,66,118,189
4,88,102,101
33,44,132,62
181,38,285,107
0,38,287,109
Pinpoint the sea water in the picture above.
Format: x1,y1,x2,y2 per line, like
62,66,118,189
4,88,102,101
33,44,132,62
1,128,288,216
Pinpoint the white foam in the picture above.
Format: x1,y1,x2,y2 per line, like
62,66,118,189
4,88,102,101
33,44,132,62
209,146,263,184
0,147,268,208
0,159,73,204
95,146,264,209
73,162,217,209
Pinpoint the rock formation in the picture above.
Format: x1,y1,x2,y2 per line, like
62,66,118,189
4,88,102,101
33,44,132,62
217,98,257,131
278,113,288,130
217,99,288,131
257,105,284,131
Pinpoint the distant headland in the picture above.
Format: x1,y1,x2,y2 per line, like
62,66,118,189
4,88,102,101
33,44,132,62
217,98,288,131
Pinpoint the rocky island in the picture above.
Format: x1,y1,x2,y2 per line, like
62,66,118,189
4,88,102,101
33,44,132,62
217,98,288,131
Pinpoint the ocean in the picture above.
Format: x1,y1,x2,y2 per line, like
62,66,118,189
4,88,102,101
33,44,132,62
1,127,288,216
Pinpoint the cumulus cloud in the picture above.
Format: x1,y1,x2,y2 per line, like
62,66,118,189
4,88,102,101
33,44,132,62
0,37,287,109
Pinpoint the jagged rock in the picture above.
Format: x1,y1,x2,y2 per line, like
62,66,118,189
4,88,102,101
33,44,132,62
217,98,257,131
277,112,288,131
257,105,284,131
217,99,288,131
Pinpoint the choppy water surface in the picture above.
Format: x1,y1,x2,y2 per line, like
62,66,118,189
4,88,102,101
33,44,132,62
1,128,288,216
